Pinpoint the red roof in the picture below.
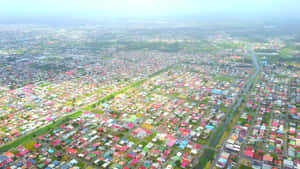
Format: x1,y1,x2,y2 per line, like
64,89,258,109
244,147,254,157
66,148,77,154
263,154,273,162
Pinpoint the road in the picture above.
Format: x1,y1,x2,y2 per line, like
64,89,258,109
194,48,260,169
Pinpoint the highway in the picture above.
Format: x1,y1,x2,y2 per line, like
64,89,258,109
194,48,260,169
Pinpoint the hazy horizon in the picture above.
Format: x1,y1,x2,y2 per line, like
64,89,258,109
1,0,300,24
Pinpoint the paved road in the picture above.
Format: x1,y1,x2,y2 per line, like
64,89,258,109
194,48,260,169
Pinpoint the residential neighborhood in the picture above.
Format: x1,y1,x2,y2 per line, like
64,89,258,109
0,21,299,169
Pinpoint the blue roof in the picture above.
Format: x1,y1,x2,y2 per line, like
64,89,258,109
16,162,23,167
30,159,36,164
219,158,228,164
102,103,109,107
129,152,136,156
292,115,300,120
52,160,60,165
205,125,215,129
181,140,189,145
0,155,8,163
277,130,284,134
179,140,189,149
238,137,244,142
212,89,223,95
61,164,71,169
261,61,268,66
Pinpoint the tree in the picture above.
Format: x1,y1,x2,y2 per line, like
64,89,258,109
61,155,70,161
238,165,252,169
175,160,181,167
24,141,37,152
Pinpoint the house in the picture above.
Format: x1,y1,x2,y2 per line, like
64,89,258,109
252,160,262,169
244,147,254,158
0,155,9,167
216,152,230,168
61,164,71,169
70,159,78,165
263,154,273,164
283,159,294,169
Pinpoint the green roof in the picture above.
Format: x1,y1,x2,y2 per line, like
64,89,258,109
38,164,45,168
115,164,122,168
173,156,180,161
89,153,96,157
143,147,149,152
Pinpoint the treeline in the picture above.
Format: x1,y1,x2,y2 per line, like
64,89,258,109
279,56,300,63
84,40,183,53
85,41,116,50
254,49,279,53
84,40,242,53
118,41,183,53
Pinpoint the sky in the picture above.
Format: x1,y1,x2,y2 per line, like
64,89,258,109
1,0,300,23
